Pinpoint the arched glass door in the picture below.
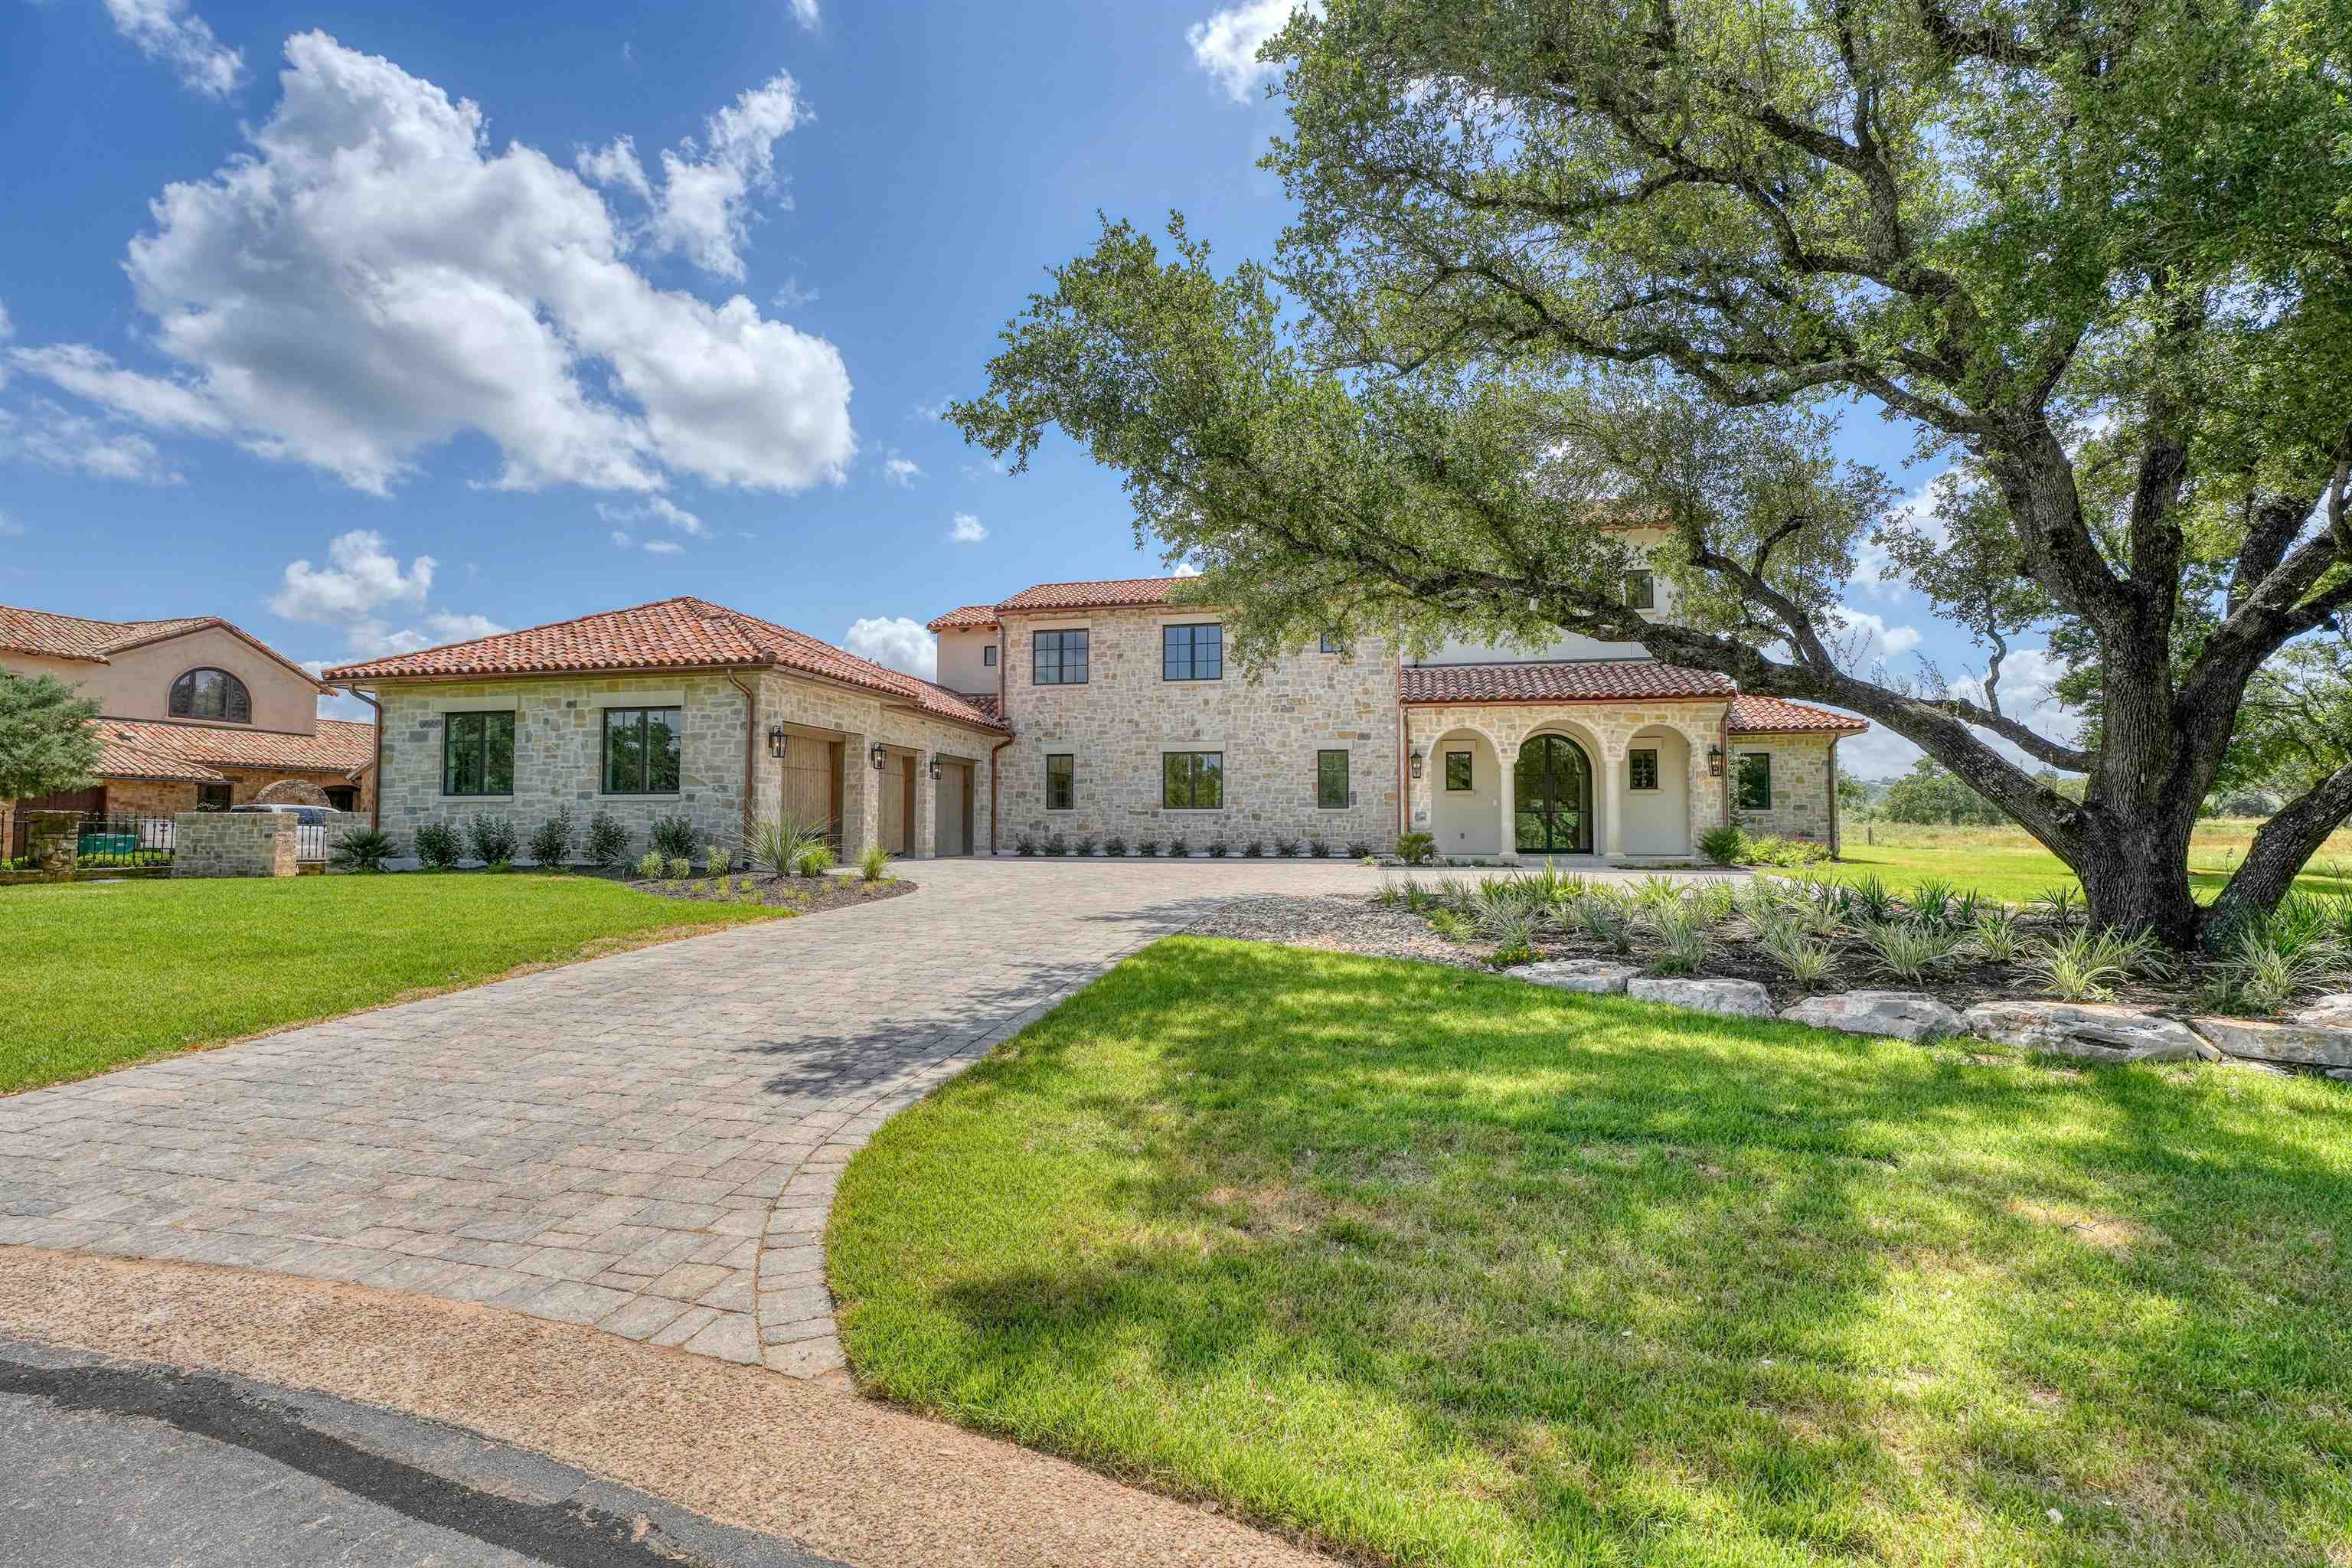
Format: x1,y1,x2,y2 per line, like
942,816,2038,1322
1514,735,1594,854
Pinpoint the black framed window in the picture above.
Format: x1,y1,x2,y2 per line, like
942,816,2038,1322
1628,749,1660,791
1161,623,1223,681
603,707,682,795
170,668,251,723
1033,629,1089,684
982,644,997,667
1736,753,1772,810
1319,632,1341,653
1161,751,1223,809
1316,750,1349,809
1625,570,1656,610
1045,753,1075,811
197,782,233,811
1444,750,1474,792
443,710,515,796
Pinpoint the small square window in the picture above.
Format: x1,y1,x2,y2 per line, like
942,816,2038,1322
1444,750,1474,792
982,644,997,667
603,707,682,795
1046,753,1074,811
1737,753,1772,811
443,710,516,796
1316,750,1349,809
1162,623,1223,681
1161,751,1224,809
1319,633,1341,653
1628,749,1659,791
1625,570,1656,610
1034,629,1089,685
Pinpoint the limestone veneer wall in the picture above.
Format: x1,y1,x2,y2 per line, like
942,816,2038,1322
172,812,296,877
1728,731,1837,845
746,669,998,861
995,609,1400,849
1403,700,1729,859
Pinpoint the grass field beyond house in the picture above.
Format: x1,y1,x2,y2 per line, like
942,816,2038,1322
831,937,2352,1568
1777,819,2352,903
0,874,776,1094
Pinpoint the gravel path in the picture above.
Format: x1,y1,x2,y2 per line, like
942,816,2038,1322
1191,893,1488,969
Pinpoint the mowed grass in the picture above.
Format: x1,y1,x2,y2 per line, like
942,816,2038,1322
1773,819,2352,903
0,873,777,1093
831,937,2352,1568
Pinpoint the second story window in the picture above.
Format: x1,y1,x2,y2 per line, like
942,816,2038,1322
982,644,998,667
1162,623,1223,681
603,707,682,795
1033,628,1089,685
1624,570,1656,611
170,667,251,724
443,710,515,796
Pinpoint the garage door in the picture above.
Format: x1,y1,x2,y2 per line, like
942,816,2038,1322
880,750,915,856
781,739,844,851
936,760,972,856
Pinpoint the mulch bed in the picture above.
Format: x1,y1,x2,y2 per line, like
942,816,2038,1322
622,874,918,915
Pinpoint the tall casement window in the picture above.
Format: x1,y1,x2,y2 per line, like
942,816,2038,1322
1316,749,1350,808
1162,750,1224,809
170,668,251,723
1444,750,1474,792
1628,748,1660,791
603,707,683,795
1736,752,1772,810
1161,622,1223,681
982,644,998,667
1033,628,1089,684
1624,570,1657,610
443,710,516,796
1045,753,1075,811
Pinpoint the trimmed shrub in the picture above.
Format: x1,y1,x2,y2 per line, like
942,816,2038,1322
649,814,696,860
584,811,630,869
466,814,518,867
1394,831,1437,865
527,806,575,868
637,850,666,880
1700,825,1750,866
413,821,463,871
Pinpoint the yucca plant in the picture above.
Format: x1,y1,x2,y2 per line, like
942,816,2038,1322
1102,835,1128,856
2023,926,2162,1001
2031,884,2086,929
1906,877,1958,930
1860,920,1971,983
1631,874,1687,914
1847,874,1900,923
744,815,825,880
1972,906,2025,963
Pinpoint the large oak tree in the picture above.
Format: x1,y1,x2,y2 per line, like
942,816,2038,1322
955,0,2352,946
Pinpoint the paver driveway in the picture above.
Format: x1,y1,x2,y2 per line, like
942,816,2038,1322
0,858,1721,1377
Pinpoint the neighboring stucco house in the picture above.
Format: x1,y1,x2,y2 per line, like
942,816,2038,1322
323,597,1008,863
930,554,1866,860
0,604,376,849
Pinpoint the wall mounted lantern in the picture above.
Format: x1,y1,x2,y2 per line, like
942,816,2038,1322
766,723,789,760
870,742,887,771
1707,743,1724,777
1408,747,1426,780
928,755,942,781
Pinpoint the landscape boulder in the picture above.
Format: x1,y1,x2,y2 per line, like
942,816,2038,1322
1516,959,1643,995
1625,977,1775,1019
1962,1001,2205,1063
1781,991,1966,1044
2188,1000,2352,1070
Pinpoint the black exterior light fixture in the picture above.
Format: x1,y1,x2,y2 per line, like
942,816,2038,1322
1409,747,1426,779
870,742,887,771
766,723,788,760
928,755,942,781
1707,743,1724,776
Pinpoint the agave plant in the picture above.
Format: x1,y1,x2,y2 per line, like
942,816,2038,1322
1860,921,1971,983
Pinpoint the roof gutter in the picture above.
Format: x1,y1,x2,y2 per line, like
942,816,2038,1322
726,669,759,837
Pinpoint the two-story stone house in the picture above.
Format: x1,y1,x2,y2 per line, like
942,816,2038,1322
931,564,1865,860
0,603,376,849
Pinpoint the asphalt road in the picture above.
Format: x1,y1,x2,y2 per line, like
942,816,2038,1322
0,1341,847,1567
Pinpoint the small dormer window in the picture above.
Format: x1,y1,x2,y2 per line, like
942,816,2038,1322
1624,570,1656,611
170,668,251,723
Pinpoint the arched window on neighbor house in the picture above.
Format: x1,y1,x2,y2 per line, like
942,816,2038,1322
170,667,251,724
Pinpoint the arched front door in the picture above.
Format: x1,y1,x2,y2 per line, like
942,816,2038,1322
1514,734,1595,854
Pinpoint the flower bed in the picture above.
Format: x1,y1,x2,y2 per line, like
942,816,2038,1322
622,872,916,916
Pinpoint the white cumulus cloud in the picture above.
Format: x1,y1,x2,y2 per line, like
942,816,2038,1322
948,512,987,543
106,0,246,99
0,400,178,482
1827,606,1925,665
12,34,852,497
1187,1,1315,101
270,529,508,657
789,0,821,32
580,72,804,282
844,616,936,679
881,455,921,487
596,497,706,537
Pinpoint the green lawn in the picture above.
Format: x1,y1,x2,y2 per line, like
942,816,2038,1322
0,873,777,1094
831,937,2352,1568
1769,821,2352,904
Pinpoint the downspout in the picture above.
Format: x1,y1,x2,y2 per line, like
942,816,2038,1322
1826,734,1842,861
1396,698,1409,846
1720,704,1734,830
342,685,384,831
726,670,759,837
987,619,1011,854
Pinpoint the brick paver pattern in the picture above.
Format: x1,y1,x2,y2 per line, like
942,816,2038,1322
0,858,1723,1377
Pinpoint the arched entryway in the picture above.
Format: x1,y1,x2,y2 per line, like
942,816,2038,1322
1514,733,1595,854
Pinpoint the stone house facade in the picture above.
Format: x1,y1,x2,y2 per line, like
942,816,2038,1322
0,603,376,852
329,598,1004,866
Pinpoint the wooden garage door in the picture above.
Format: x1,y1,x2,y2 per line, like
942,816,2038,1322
936,760,972,856
781,739,844,851
880,750,915,855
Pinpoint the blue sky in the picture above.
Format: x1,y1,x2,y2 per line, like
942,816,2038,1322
0,0,2055,776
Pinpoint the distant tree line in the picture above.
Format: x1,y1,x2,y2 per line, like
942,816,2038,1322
1851,758,2272,827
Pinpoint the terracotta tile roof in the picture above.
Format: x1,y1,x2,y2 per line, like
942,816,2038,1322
92,717,376,776
0,605,218,664
1726,694,1869,735
994,577,1190,613
93,730,228,783
1399,660,1736,704
955,692,1001,722
926,603,999,632
323,597,1007,732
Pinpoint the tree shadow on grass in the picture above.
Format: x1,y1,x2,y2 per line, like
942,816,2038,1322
835,937,2352,1567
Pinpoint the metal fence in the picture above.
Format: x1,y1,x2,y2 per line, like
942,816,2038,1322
5,812,178,870
296,822,329,863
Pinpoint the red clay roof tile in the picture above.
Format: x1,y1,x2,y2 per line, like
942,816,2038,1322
1725,694,1870,735
1398,661,1736,704
92,717,376,776
992,577,1189,613
926,604,999,632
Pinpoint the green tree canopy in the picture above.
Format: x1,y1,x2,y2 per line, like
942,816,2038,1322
955,0,2352,946
0,670,102,804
